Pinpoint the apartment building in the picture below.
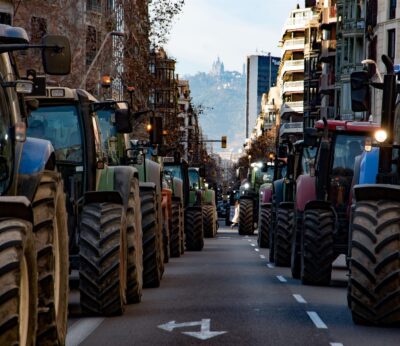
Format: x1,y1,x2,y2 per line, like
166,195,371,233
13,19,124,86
278,6,318,124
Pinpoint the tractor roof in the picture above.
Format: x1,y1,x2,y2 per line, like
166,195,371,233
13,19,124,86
0,24,29,44
31,87,98,103
315,120,380,133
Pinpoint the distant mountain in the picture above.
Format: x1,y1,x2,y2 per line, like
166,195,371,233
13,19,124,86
185,59,246,153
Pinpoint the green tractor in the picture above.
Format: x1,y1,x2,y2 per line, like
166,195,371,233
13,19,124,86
27,87,144,316
0,27,70,345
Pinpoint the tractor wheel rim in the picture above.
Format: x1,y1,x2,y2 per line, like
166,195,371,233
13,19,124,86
19,255,29,346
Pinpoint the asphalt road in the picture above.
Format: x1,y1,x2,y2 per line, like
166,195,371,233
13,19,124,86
66,223,400,346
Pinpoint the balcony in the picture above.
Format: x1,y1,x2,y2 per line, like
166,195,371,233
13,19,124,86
321,7,337,26
282,38,304,54
280,59,304,77
282,14,319,33
282,80,304,94
280,101,304,117
343,20,365,36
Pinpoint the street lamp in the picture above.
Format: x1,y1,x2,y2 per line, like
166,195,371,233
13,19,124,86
80,31,125,89
361,59,383,82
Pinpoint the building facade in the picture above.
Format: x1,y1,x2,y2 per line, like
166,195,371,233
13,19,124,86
246,54,280,138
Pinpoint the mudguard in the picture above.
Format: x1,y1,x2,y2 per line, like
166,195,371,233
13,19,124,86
273,178,284,206
203,189,215,205
112,165,139,208
259,184,273,203
84,190,123,205
353,184,400,203
145,159,162,195
295,174,316,212
304,200,332,211
278,201,294,209
173,177,183,201
0,196,33,222
18,137,54,175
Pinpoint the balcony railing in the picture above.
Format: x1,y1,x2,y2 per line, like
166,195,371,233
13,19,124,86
280,59,304,76
281,101,304,116
283,14,319,32
282,38,304,52
282,80,304,94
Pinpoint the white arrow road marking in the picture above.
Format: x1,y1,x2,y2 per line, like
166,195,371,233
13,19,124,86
306,311,328,329
254,248,260,252
251,243,256,247
276,275,287,282
293,294,307,304
182,319,227,340
66,318,104,346
159,319,227,340
260,254,266,259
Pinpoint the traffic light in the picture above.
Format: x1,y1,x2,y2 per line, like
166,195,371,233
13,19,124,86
221,136,227,148
146,116,163,145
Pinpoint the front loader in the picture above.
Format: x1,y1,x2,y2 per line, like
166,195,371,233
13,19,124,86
347,55,400,325
0,26,70,345
27,87,144,316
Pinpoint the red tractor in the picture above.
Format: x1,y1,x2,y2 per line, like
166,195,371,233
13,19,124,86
295,120,379,285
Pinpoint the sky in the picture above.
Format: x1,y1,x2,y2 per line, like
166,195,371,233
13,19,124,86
166,0,302,76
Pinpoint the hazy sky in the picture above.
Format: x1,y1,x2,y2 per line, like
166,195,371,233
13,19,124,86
166,0,302,75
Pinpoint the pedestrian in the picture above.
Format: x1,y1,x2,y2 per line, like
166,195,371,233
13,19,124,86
231,200,240,228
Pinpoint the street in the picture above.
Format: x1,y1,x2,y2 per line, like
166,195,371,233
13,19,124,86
65,222,399,346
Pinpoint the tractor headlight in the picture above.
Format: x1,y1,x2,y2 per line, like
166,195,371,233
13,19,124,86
374,129,387,143
244,183,250,190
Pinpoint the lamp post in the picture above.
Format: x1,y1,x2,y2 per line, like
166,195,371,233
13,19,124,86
80,31,125,89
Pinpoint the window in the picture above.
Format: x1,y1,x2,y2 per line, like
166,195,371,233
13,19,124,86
31,17,47,43
0,12,11,25
389,0,397,19
388,29,396,62
87,0,101,12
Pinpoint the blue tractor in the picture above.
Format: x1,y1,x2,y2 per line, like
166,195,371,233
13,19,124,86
347,55,400,325
0,25,70,344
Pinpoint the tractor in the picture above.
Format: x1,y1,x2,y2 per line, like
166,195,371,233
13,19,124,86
346,55,400,325
94,101,165,286
26,87,145,317
296,119,379,286
0,26,70,345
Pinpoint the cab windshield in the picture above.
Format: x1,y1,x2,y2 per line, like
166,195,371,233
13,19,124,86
332,134,364,173
96,108,119,164
164,165,182,180
189,169,200,189
28,105,82,163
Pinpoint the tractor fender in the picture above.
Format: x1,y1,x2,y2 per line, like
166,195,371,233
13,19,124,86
353,184,400,203
278,201,294,210
273,178,284,206
112,166,139,209
173,177,183,201
145,159,162,195
0,196,33,222
304,200,332,212
83,190,123,205
18,137,55,175
259,184,273,203
203,189,215,206
295,174,316,212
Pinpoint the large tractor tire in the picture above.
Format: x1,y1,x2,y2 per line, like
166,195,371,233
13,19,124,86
239,199,253,235
257,204,271,248
348,200,400,325
179,206,185,255
162,222,170,263
274,208,294,267
126,178,143,304
140,186,162,288
32,171,69,345
269,197,277,262
0,218,37,346
170,200,182,258
301,208,334,286
185,208,204,251
79,203,127,316
203,205,216,238
290,214,302,279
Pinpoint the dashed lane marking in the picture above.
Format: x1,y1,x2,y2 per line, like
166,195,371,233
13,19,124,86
260,255,266,259
247,239,252,242
306,311,328,329
267,263,275,268
254,248,259,252
293,294,307,304
66,318,104,346
330,343,344,346
276,275,287,283
250,244,256,247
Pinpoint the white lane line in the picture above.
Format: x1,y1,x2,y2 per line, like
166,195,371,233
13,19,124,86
306,311,328,329
245,235,249,238
260,254,266,259
254,248,260,252
276,275,287,283
66,318,104,346
293,294,307,304
250,244,256,247
247,239,252,242
330,343,344,346
267,263,275,268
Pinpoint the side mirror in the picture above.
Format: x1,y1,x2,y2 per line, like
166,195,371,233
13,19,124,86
350,71,370,112
304,127,318,147
41,35,71,75
115,109,132,133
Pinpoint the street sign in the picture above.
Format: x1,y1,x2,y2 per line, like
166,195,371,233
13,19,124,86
158,319,227,340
